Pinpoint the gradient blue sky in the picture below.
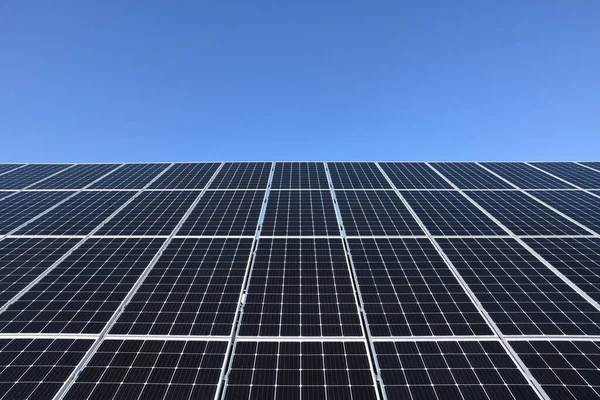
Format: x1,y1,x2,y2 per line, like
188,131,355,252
1,2,599,162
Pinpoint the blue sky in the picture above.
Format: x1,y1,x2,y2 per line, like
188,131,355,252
1,2,599,162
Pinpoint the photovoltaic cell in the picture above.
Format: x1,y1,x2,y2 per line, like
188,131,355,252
531,162,600,189
0,237,79,307
581,162,600,172
261,190,339,236
402,191,506,235
239,238,363,337
148,163,220,189
481,162,575,189
96,190,199,235
0,338,93,400
111,238,253,336
523,237,600,303
271,162,329,189
31,164,120,189
529,190,600,234
511,340,600,400
178,190,264,236
375,340,538,400
347,238,492,336
465,190,589,235
64,340,227,400
0,164,72,189
14,191,136,235
437,238,600,335
224,341,378,400
430,162,514,189
378,162,453,189
0,237,164,334
89,163,170,189
336,190,423,236
209,162,271,189
0,191,74,234
0,164,24,175
327,162,391,189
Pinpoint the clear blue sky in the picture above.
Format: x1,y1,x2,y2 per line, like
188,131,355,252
1,2,599,162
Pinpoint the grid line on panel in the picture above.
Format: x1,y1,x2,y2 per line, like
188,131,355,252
223,341,379,400
429,162,514,189
209,162,271,189
327,162,391,189
479,162,576,189
89,163,171,189
178,190,265,236
531,162,600,189
261,190,340,236
0,164,73,190
271,162,329,189
529,190,600,235
335,190,423,236
378,162,453,189
30,164,123,190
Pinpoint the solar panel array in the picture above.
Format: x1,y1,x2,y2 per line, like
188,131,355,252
0,161,600,400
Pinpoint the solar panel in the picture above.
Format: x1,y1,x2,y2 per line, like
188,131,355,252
402,190,506,235
0,164,24,175
430,162,514,189
336,190,423,236
111,238,253,336
0,237,79,306
0,191,74,234
327,162,391,189
13,191,136,236
0,338,93,400
379,162,453,189
531,162,600,189
511,340,600,400
465,190,589,235
89,163,170,189
178,190,265,236
64,339,227,400
271,162,329,189
437,237,600,335
523,237,600,303
261,190,339,236
0,164,72,189
30,164,121,189
347,238,492,336
375,340,539,400
581,162,600,172
223,341,378,400
209,162,272,189
148,163,220,189
529,190,600,234
0,237,164,334
239,238,363,337
95,190,199,236
481,162,576,189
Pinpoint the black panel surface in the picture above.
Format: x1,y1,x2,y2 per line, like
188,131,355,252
348,238,492,336
530,190,600,234
224,341,378,400
0,238,164,334
532,162,600,188
438,238,600,335
482,162,576,189
240,238,362,337
272,162,329,189
0,238,79,307
328,162,391,189
90,163,170,189
111,238,253,336
65,340,227,400
379,162,453,189
336,190,423,236
14,191,135,235
430,162,514,189
0,164,24,175
0,338,93,400
402,191,506,235
209,162,271,189
0,191,73,234
96,190,199,235
375,341,538,400
466,190,588,235
31,164,120,189
148,163,220,189
178,190,264,236
261,190,339,236
0,164,72,189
